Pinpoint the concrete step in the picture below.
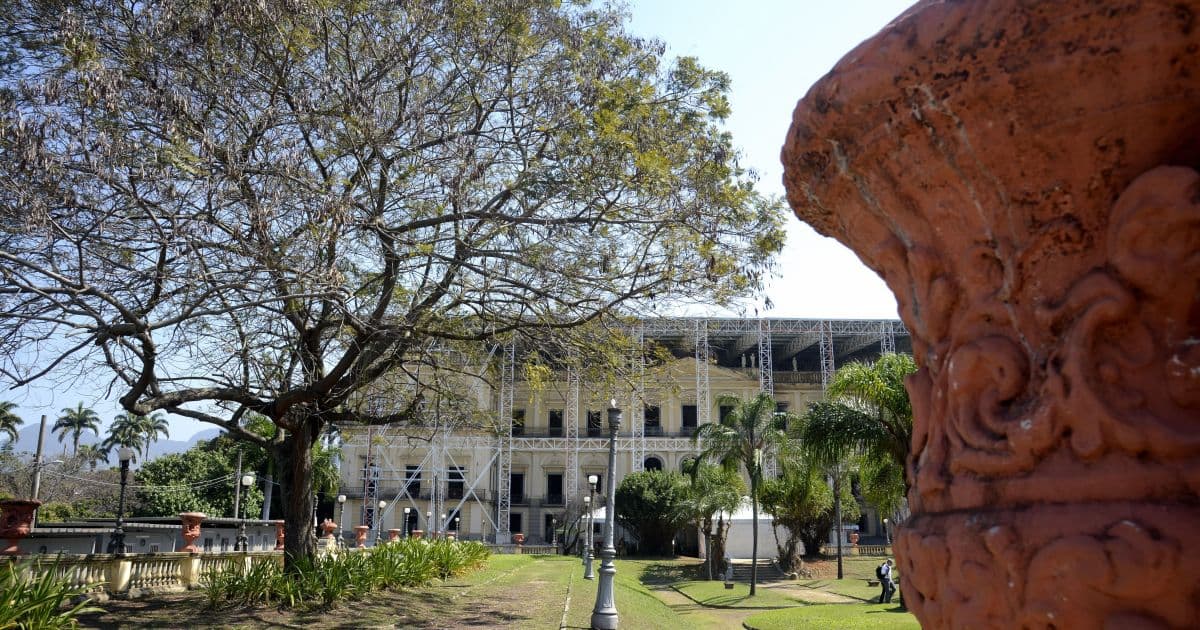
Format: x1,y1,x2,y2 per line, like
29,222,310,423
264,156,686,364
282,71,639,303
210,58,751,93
728,559,789,582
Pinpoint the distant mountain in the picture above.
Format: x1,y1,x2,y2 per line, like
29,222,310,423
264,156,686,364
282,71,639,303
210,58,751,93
3,423,223,465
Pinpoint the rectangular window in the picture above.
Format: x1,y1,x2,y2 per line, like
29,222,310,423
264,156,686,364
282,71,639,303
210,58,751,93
512,409,525,436
587,410,602,437
509,513,523,535
644,406,662,436
511,473,525,503
719,405,734,423
546,473,564,505
447,509,460,531
448,466,466,499
681,405,698,430
404,465,422,498
548,409,564,437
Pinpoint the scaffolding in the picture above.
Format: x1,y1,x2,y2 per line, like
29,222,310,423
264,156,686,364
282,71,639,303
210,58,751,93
339,317,909,543
495,341,516,543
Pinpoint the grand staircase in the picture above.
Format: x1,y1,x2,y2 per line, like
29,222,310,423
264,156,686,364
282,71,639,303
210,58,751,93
728,558,790,583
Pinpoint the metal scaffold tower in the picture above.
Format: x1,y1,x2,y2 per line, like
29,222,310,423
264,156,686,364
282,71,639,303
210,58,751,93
565,362,581,504
631,323,646,472
495,341,516,543
757,318,774,396
819,320,837,392
694,319,712,427
881,320,896,355
758,318,778,478
361,425,378,528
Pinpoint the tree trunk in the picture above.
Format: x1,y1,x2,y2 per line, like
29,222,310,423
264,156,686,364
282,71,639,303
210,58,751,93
701,518,715,580
272,417,319,569
261,473,273,520
750,476,758,597
713,515,729,571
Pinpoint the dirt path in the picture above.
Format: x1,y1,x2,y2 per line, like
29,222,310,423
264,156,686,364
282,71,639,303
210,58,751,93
645,583,760,629
762,582,859,604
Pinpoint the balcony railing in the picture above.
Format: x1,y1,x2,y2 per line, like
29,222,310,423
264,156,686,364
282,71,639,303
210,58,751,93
543,494,564,506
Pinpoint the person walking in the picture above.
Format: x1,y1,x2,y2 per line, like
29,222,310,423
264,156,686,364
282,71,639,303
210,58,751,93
878,559,896,603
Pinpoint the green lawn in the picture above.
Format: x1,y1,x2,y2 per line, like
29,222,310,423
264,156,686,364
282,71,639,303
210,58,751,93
77,554,920,629
798,556,893,601
744,602,920,630
673,580,802,608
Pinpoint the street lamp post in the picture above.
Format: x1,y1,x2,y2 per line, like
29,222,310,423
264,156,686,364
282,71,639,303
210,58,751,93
585,474,598,580
106,447,135,554
454,517,460,537
375,500,387,545
336,494,347,547
403,507,411,538
551,517,557,548
883,518,891,546
236,473,254,551
425,510,432,537
591,402,621,630
440,513,447,539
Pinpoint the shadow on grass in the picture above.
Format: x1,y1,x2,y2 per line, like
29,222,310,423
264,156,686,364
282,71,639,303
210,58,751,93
866,605,910,615
74,583,540,630
635,557,706,585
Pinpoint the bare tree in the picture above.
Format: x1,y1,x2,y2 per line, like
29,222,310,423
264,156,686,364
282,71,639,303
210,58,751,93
0,0,786,564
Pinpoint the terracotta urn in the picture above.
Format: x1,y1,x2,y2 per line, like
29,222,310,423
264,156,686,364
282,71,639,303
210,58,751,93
387,528,401,542
178,512,206,553
0,499,41,555
782,1,1200,627
354,525,370,548
849,531,859,546
274,520,285,551
513,532,525,545
319,519,336,539
410,529,424,540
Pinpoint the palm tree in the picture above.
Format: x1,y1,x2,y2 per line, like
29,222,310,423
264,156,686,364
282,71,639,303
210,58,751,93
0,402,23,446
137,413,170,456
103,412,168,458
692,391,789,596
76,443,109,471
53,403,102,455
677,459,745,580
799,353,918,528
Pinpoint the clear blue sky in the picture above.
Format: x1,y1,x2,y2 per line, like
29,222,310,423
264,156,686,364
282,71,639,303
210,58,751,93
626,0,912,319
9,0,914,442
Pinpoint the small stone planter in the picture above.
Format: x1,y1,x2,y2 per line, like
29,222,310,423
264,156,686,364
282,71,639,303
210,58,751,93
178,512,207,553
0,499,41,555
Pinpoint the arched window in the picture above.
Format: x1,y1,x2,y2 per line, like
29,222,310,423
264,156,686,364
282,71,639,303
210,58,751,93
644,456,663,472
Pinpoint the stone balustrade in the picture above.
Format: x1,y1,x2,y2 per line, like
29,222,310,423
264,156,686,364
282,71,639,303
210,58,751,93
3,550,284,600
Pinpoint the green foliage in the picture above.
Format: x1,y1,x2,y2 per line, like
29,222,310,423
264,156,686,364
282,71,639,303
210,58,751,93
799,353,917,519
203,539,490,610
102,413,169,460
615,470,689,556
53,403,102,456
134,447,261,518
692,392,793,592
760,460,857,566
676,461,743,579
0,0,787,566
0,556,104,629
0,402,22,445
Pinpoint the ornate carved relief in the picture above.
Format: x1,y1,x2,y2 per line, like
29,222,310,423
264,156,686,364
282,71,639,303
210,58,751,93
782,0,1200,626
